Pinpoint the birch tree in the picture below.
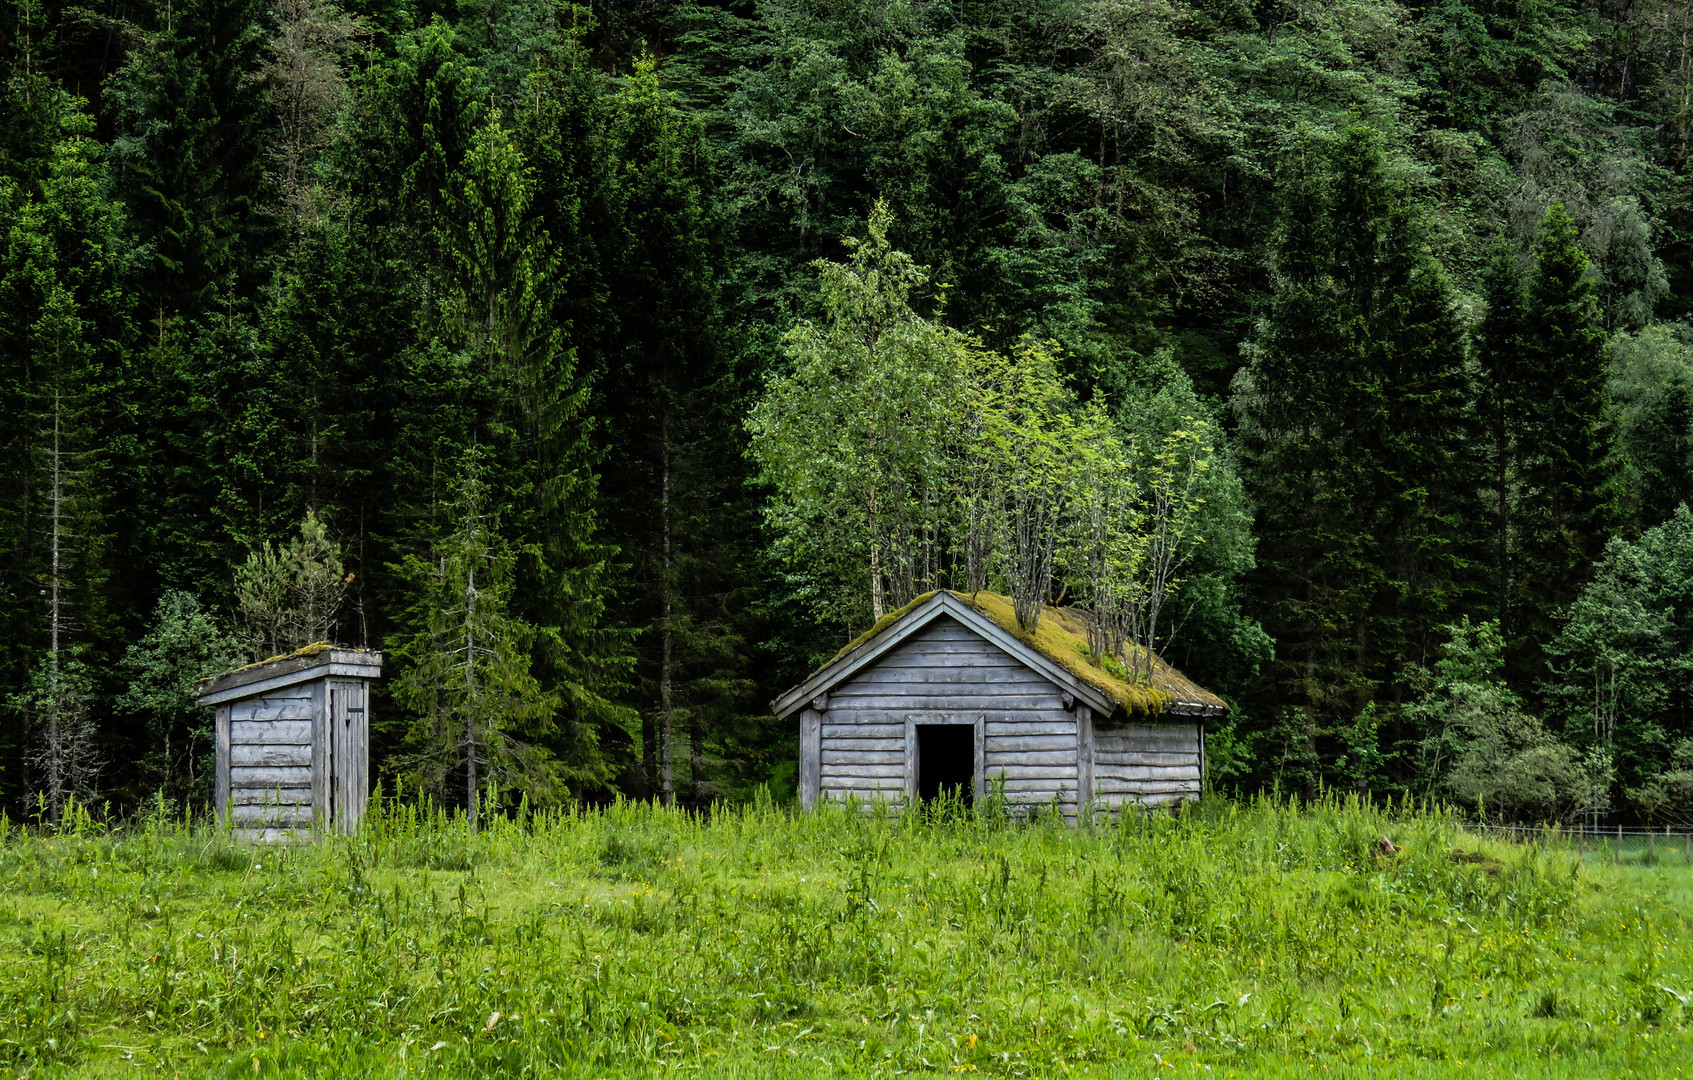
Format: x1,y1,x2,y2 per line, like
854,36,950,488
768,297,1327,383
748,200,969,628
972,340,1084,633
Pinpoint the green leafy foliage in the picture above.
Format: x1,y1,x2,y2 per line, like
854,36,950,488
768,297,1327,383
7,0,1693,815
1545,506,1693,817
115,591,242,802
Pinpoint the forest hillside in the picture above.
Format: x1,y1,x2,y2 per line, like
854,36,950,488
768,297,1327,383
4,0,1693,824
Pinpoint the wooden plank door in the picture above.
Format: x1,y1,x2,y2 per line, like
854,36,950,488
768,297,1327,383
328,681,368,833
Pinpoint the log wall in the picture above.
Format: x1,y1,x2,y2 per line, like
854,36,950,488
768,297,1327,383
1089,720,1203,811
819,615,1082,815
224,683,316,840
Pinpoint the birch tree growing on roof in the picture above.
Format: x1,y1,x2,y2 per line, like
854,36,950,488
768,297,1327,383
1070,407,1214,682
972,339,1084,633
747,201,970,629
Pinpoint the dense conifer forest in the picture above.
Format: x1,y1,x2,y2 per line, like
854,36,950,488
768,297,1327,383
5,0,1693,825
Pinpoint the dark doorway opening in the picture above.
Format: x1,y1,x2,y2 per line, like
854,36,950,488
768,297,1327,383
917,724,975,805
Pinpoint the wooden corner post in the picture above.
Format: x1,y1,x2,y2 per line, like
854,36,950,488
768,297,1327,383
799,706,821,810
1075,704,1094,823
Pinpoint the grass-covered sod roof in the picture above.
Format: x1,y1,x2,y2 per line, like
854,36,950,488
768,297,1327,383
827,589,1227,718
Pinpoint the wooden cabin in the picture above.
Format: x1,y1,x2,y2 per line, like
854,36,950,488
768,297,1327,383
773,590,1227,819
194,644,382,840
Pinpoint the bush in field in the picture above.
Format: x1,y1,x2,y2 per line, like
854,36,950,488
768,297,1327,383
1415,618,1605,822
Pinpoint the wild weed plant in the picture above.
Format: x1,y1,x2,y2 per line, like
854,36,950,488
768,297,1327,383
0,791,1688,1078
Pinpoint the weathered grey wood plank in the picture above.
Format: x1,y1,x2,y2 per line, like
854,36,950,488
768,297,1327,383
1093,764,1201,782
820,749,904,766
214,704,231,821
1093,750,1197,766
1076,704,1094,816
821,763,906,779
981,764,1083,781
230,698,316,722
993,788,1080,804
907,621,983,639
981,734,1075,753
821,723,905,740
232,765,313,788
800,707,821,811
985,720,1077,737
871,651,1025,667
230,743,312,767
821,779,904,791
826,693,1064,710
983,749,1077,768
311,678,329,828
821,782,904,797
848,665,1052,687
230,719,313,745
230,787,311,807
1094,779,1199,795
822,739,906,756
231,804,314,826
1095,725,1199,747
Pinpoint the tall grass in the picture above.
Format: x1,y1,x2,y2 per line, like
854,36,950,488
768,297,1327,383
0,792,1688,1078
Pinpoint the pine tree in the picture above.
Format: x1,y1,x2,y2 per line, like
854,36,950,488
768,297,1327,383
107,0,275,322
1510,203,1614,683
1236,125,1482,791
388,450,559,823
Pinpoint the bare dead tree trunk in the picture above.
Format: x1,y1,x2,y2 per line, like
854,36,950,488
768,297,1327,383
465,558,479,829
659,411,675,805
46,387,65,818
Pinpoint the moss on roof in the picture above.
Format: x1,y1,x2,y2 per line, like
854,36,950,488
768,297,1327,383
235,641,334,672
827,590,1226,719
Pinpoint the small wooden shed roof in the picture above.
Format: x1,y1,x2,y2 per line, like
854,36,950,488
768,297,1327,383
194,642,383,707
772,590,1228,721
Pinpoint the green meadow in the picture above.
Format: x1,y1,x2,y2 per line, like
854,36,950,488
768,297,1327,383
1,795,1689,1079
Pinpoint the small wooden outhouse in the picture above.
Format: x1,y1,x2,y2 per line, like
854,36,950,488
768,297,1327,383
773,590,1227,819
194,644,382,840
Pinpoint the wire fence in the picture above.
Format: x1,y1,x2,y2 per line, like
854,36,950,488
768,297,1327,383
1458,821,1693,866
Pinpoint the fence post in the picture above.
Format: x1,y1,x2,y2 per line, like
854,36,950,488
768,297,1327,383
1616,824,1623,866
1650,829,1656,861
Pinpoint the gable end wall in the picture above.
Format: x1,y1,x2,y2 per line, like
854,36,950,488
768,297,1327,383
820,616,1082,816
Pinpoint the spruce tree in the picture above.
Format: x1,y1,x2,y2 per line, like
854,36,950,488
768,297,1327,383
590,56,754,804
0,108,129,812
1477,248,1526,631
387,450,561,821
106,0,275,322
1237,125,1482,791
1510,204,1614,682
